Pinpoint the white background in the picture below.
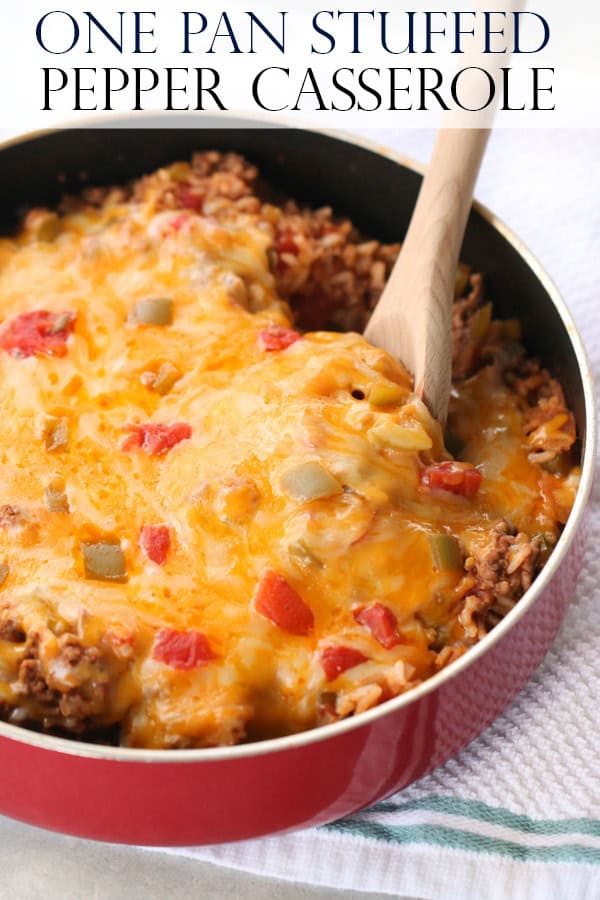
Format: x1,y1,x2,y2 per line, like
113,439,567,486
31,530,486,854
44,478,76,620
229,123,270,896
1,1,599,130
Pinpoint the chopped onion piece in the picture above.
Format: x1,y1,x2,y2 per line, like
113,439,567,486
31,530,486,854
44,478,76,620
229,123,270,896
368,383,405,407
368,419,432,451
130,297,173,326
44,484,69,513
42,416,69,453
281,461,342,502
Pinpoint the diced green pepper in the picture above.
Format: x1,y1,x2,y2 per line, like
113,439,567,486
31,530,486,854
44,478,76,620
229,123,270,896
43,417,69,453
0,563,8,587
81,541,127,582
429,534,463,572
130,297,173,326
152,362,181,395
369,383,405,407
281,462,342,502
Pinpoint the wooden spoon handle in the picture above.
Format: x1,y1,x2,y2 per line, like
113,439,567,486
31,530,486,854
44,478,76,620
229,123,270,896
364,128,490,423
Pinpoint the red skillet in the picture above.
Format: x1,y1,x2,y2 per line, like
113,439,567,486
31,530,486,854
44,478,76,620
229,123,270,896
0,118,594,845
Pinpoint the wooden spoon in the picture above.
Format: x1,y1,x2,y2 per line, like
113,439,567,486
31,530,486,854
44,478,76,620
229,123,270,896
364,128,490,424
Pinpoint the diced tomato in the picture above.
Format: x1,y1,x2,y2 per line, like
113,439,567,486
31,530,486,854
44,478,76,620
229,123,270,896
152,628,215,670
122,422,192,456
274,228,300,273
353,603,404,650
140,524,170,566
258,326,302,352
320,646,368,682
176,182,205,213
0,310,76,359
254,570,314,636
420,461,483,498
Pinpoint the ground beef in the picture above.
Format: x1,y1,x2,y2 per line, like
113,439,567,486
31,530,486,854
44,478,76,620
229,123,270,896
271,205,399,332
131,151,400,333
0,615,25,643
507,361,577,464
4,151,577,743
13,632,116,733
152,151,259,213
451,273,486,378
17,653,59,707
459,520,541,641
449,273,576,464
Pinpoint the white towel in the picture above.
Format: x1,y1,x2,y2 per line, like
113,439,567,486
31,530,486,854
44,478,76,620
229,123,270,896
153,129,600,900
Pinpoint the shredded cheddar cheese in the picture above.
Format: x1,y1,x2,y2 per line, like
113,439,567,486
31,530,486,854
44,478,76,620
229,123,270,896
0,157,579,748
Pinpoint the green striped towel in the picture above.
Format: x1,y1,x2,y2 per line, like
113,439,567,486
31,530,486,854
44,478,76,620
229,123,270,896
156,129,600,900
166,794,600,898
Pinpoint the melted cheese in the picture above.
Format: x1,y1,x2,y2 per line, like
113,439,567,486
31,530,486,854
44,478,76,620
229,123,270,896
0,167,578,748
